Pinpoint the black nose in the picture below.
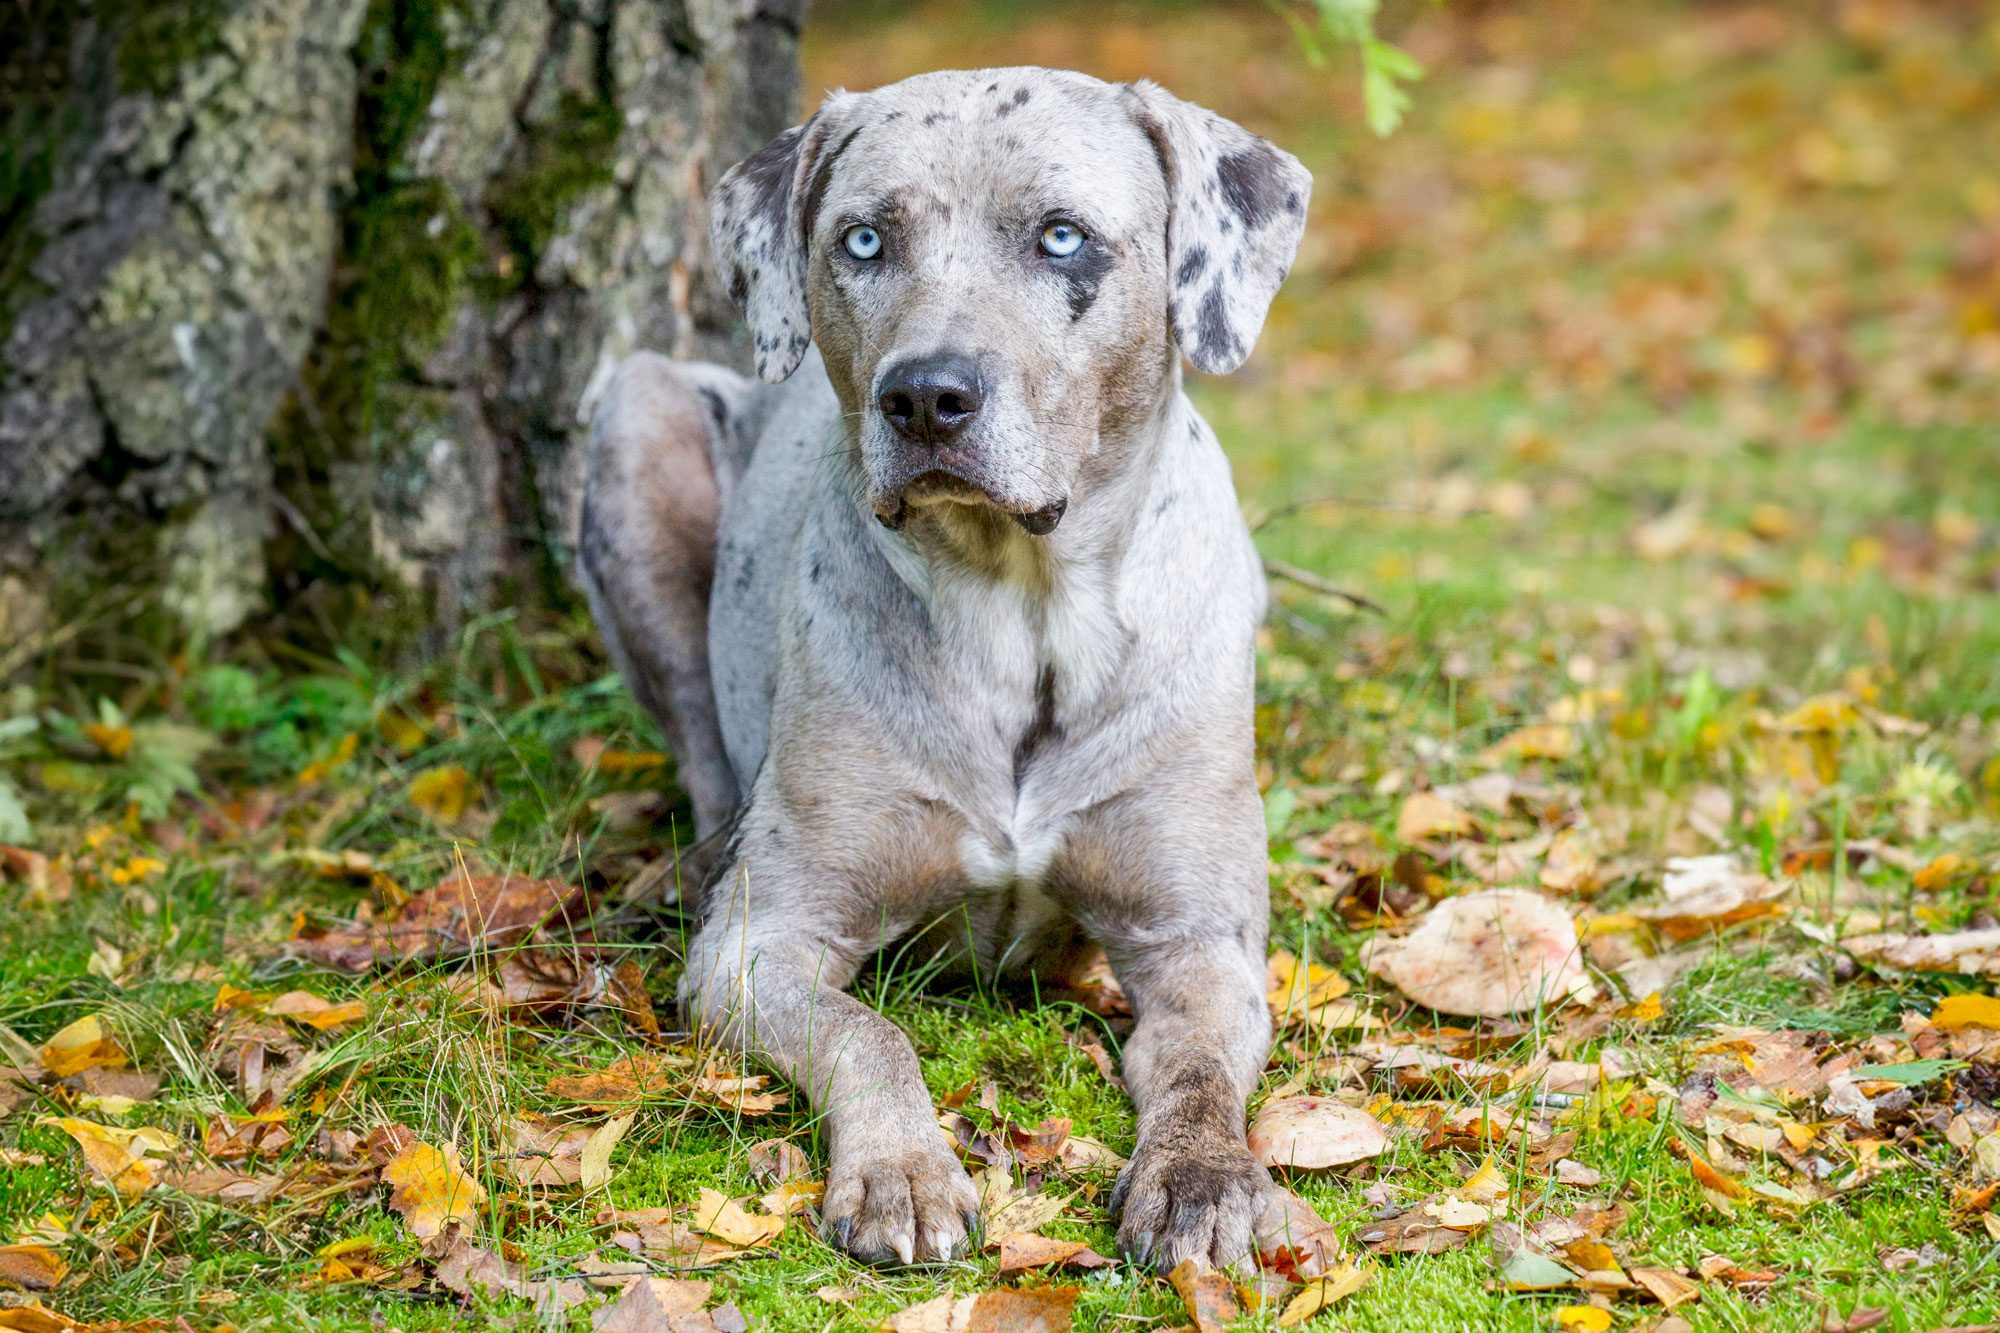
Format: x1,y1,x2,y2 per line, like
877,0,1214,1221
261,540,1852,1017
877,354,984,445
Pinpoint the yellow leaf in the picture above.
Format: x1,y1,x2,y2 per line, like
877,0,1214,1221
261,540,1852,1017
39,1117,177,1196
1458,1154,1509,1206
1278,1261,1369,1325
1267,951,1351,1021
40,1015,127,1078
1395,791,1476,843
596,749,668,776
1617,992,1664,1023
263,991,368,1031
83,722,133,760
690,1188,784,1248
1915,854,1975,892
382,1140,485,1239
578,1114,633,1192
297,732,359,787
407,766,476,822
1555,1307,1612,1332
1932,994,2000,1031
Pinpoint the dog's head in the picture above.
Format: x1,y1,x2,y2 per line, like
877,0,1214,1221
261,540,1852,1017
711,69,1310,535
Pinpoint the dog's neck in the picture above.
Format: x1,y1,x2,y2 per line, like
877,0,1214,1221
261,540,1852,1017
860,367,1186,599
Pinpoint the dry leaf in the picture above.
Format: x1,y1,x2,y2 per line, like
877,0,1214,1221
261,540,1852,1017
1630,1265,1701,1308
1637,855,1789,939
690,1188,784,1248
1361,889,1593,1016
1396,791,1477,843
381,1139,485,1239
579,1114,633,1192
1256,1187,1343,1280
1844,928,2000,975
291,873,592,972
879,1287,1078,1332
1169,1258,1240,1333
0,1245,67,1291
1278,1261,1369,1325
407,765,476,821
747,1138,812,1186
548,1052,675,1108
39,1016,126,1079
262,990,368,1031
996,1233,1116,1275
1247,1096,1389,1170
1555,1307,1613,1331
590,1274,719,1332
501,1114,596,1188
39,1116,176,1196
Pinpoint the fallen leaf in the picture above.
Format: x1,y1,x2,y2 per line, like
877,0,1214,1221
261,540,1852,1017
1396,791,1477,843
0,1303,84,1333
291,873,592,972
1169,1257,1240,1333
1930,994,2000,1030
0,1245,66,1290
1636,855,1789,939
1361,888,1594,1016
690,1188,784,1248
880,1287,1079,1332
39,1116,177,1195
1630,1265,1701,1308
39,1016,126,1079
501,1114,596,1188
262,990,368,1031
747,1138,811,1186
580,1114,633,1191
381,1139,485,1239
1556,1307,1613,1332
1247,1096,1389,1170
996,1232,1116,1275
590,1273,718,1332
1278,1260,1369,1325
548,1052,675,1108
408,765,477,821
1256,1187,1343,1280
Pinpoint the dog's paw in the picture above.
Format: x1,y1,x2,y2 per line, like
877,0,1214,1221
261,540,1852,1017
820,1142,980,1266
1112,1139,1273,1273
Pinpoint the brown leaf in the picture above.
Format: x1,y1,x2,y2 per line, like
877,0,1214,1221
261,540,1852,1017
1396,791,1477,843
0,1245,67,1291
689,1188,784,1248
1169,1257,1241,1333
1256,1187,1344,1280
879,1286,1079,1332
692,1064,787,1116
747,1138,811,1186
291,873,592,972
548,1053,676,1108
1629,1265,1701,1309
1248,1096,1389,1170
1636,856,1789,940
1361,889,1593,1017
996,1232,1116,1275
39,1116,177,1196
262,990,368,1031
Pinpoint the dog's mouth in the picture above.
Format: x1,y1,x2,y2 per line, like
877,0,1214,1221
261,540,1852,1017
872,468,1068,537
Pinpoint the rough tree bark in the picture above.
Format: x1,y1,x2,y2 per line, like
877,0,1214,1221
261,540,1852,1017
0,0,801,658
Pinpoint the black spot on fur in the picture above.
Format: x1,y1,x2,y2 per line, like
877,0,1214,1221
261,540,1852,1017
1195,283,1239,366
1012,665,1061,790
736,122,805,234
1055,241,1114,320
728,267,750,311
1152,490,1177,518
809,557,823,583
1175,245,1208,288
801,124,863,240
922,111,946,126
996,86,1031,117
986,80,1000,93
1215,142,1284,228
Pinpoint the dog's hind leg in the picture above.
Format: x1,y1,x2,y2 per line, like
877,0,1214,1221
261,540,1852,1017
579,352,745,842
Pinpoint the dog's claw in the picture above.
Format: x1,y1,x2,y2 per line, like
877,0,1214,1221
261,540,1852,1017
833,1216,854,1250
1131,1231,1154,1266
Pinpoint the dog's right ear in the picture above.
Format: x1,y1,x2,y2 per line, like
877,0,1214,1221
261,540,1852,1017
710,99,856,384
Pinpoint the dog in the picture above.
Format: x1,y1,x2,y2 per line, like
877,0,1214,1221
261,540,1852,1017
578,66,1310,1272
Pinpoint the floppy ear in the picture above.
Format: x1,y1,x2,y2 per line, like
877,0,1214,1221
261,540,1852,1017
710,100,856,383
1122,80,1312,375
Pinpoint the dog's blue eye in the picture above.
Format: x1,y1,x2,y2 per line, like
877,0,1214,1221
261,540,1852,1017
1040,222,1085,258
843,225,883,260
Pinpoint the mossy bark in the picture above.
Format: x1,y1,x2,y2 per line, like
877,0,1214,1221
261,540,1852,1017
0,0,802,657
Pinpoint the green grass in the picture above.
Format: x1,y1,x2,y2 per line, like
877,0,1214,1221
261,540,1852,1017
5,1,2000,1329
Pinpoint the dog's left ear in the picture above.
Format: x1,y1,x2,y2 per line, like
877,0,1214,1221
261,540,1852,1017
710,98,856,383
1122,81,1312,375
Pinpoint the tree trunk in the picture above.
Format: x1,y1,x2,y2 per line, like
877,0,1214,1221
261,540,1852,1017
0,0,801,662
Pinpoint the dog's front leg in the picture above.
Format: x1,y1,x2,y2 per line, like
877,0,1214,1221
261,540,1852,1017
1105,936,1275,1272
680,884,980,1265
